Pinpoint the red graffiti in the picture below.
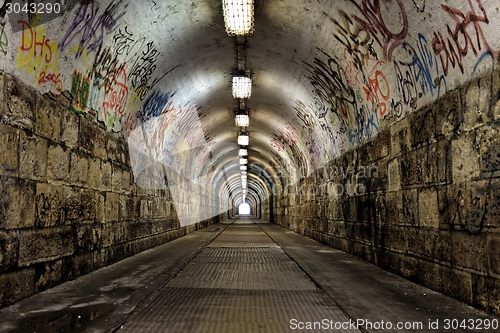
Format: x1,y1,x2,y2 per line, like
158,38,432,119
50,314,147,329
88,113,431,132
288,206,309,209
38,72,63,93
348,0,408,60
432,0,499,75
125,113,137,134
270,135,286,152
339,49,365,86
103,67,128,125
339,49,390,118
363,69,390,118
279,123,298,146
18,20,53,62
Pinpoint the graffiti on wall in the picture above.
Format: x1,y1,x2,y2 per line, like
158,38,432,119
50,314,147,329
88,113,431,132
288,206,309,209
432,0,500,76
269,122,309,176
2,0,500,178
303,0,500,153
348,0,408,61
60,0,126,59
102,67,128,128
303,49,357,127
16,19,61,93
393,33,446,114
0,19,8,55
70,70,90,113
113,26,162,101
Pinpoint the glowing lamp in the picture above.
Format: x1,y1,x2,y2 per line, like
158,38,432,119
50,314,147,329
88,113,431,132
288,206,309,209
232,76,252,99
235,114,250,127
222,0,254,36
238,133,249,146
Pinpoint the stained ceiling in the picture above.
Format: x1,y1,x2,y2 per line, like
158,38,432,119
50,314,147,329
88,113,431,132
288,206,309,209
1,0,498,214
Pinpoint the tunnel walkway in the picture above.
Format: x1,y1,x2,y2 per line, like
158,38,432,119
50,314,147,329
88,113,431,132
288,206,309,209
0,219,498,333
117,218,359,333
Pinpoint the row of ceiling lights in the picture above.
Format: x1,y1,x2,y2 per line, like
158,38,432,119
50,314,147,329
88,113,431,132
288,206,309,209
222,0,255,201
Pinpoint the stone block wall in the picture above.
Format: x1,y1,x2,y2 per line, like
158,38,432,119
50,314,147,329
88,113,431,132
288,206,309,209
274,67,500,316
0,72,223,308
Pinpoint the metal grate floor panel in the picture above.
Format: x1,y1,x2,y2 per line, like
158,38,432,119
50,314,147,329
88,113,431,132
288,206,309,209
117,220,360,333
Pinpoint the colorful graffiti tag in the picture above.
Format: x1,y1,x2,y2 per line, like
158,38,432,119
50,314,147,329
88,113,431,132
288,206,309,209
16,20,61,93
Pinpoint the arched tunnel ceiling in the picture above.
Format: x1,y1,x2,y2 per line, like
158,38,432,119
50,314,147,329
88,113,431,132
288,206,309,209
1,0,499,212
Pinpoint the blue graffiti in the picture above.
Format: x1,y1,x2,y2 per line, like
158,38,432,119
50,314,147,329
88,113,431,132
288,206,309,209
394,33,447,109
473,51,495,75
136,90,176,123
348,108,379,146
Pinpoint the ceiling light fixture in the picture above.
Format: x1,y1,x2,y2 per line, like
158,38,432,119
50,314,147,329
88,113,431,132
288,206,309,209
222,0,254,36
232,76,252,99
240,165,247,171
235,113,249,127
239,158,248,165
238,132,249,146
239,149,248,156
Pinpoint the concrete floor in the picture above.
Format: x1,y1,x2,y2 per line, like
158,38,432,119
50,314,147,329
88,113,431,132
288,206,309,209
0,218,498,333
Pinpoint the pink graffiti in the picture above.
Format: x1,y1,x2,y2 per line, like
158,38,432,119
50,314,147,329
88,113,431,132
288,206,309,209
270,135,286,152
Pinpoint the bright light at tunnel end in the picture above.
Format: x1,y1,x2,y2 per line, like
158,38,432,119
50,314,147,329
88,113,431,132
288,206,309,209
238,202,251,215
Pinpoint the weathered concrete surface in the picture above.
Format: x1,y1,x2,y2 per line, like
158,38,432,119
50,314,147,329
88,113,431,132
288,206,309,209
259,221,499,333
119,219,359,333
1,218,497,333
1,0,500,318
0,222,228,333
275,68,500,316
0,72,225,307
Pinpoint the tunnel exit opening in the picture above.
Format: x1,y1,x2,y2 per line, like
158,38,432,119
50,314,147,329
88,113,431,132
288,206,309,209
238,202,251,216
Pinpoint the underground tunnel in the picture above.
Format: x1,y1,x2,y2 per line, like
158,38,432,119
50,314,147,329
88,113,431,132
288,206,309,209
0,0,499,331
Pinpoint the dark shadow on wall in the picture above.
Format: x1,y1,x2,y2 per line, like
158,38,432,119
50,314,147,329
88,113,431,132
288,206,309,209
0,71,228,308
272,65,500,317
